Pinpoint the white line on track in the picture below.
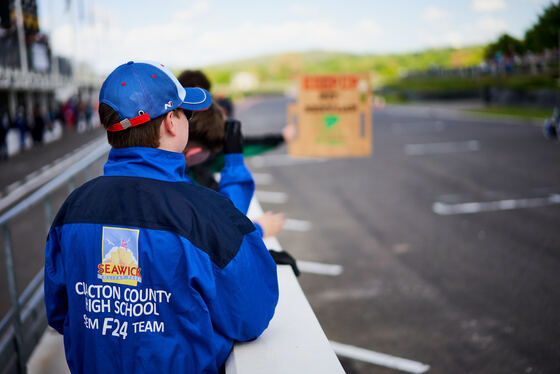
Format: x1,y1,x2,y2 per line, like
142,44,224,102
25,170,40,181
53,157,65,166
6,181,22,194
330,341,430,374
404,140,479,156
283,218,312,232
385,105,541,126
250,154,327,168
252,172,273,185
296,261,343,276
254,190,288,204
433,194,560,215
392,121,445,134
248,197,341,276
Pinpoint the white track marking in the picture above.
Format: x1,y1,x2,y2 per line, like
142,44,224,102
404,140,480,156
433,194,560,215
25,170,40,181
296,261,343,276
283,218,312,232
392,121,445,134
252,172,273,185
6,181,22,194
254,190,288,204
330,341,430,374
248,198,341,276
385,105,541,126
251,154,327,168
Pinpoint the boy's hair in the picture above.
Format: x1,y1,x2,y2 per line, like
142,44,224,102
177,70,211,91
188,102,225,152
99,103,180,148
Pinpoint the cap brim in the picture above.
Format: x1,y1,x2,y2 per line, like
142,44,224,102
180,87,212,111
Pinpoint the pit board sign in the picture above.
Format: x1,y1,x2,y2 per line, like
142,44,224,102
288,74,372,158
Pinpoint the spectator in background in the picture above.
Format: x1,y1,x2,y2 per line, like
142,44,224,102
0,106,9,160
15,106,27,150
48,102,58,130
184,101,297,273
62,99,76,131
84,101,94,129
177,70,302,274
76,100,87,132
184,102,286,238
32,105,45,145
177,70,296,190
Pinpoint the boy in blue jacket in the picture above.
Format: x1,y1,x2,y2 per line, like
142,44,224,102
44,60,279,374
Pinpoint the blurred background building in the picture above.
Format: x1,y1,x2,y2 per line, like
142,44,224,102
0,0,97,148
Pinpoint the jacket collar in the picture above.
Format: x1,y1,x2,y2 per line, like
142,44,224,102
104,147,188,182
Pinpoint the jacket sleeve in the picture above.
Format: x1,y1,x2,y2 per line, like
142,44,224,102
243,134,285,157
197,230,279,342
218,153,255,214
253,222,264,238
44,227,67,334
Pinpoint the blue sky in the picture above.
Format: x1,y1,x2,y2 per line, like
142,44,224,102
37,0,555,74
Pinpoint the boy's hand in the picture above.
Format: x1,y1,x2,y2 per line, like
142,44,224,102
282,123,297,143
255,212,285,238
224,118,243,154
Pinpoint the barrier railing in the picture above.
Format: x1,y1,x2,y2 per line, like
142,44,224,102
228,199,345,373
0,139,110,374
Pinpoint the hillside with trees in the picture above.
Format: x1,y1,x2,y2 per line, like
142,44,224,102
384,2,559,106
191,47,485,94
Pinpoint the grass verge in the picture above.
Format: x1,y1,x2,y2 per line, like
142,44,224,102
463,106,553,119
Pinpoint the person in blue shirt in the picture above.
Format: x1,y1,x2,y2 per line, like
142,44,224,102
184,102,286,238
44,60,279,374
183,102,298,275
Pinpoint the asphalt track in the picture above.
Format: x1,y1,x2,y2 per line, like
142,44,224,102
1,98,559,373
238,97,560,374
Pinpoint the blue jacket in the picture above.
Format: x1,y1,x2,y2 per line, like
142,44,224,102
218,153,254,215
44,147,278,374
216,153,264,237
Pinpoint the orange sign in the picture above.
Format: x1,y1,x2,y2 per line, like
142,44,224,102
288,73,372,158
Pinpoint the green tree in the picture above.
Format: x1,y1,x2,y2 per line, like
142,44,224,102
524,2,560,52
484,34,525,59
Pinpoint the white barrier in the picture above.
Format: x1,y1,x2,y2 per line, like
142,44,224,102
226,200,344,373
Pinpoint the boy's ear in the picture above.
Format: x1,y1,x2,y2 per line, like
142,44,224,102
162,111,176,136
184,146,211,167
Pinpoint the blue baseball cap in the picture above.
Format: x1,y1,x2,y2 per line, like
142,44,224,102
100,61,212,132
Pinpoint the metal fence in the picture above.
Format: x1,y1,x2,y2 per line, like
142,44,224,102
0,142,109,374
